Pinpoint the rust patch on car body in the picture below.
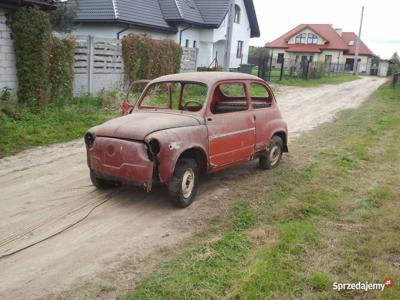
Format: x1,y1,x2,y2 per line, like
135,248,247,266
85,72,288,193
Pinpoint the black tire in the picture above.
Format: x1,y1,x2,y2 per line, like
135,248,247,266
90,170,120,189
259,135,284,170
167,158,199,208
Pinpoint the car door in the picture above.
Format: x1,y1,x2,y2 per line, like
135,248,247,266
206,81,256,168
249,81,278,153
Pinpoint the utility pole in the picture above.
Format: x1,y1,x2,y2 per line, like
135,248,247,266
353,6,364,75
223,0,235,71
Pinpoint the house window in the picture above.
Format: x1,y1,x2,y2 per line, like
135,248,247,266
295,33,306,44
236,41,244,58
307,33,318,44
185,39,189,48
277,53,284,63
193,40,197,48
234,5,241,23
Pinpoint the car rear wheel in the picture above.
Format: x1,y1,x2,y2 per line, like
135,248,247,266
167,158,199,208
90,170,120,189
259,135,284,170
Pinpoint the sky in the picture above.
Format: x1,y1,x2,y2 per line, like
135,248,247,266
250,0,399,59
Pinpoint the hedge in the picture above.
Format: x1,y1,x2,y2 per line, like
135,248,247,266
122,34,182,84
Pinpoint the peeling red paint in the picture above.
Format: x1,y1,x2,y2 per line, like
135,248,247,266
85,72,288,193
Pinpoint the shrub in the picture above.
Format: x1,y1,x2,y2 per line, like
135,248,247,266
49,36,75,105
10,7,52,105
122,34,182,85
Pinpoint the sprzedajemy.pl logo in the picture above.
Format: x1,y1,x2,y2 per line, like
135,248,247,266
333,279,393,292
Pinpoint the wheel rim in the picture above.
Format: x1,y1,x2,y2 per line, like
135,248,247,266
181,168,195,199
269,145,281,166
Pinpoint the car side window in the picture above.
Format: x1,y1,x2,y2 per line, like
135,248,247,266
211,83,248,114
141,82,180,109
250,83,273,109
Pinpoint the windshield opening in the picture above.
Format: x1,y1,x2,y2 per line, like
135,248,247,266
139,81,208,112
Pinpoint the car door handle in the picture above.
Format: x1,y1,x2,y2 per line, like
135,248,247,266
253,115,256,121
207,117,213,121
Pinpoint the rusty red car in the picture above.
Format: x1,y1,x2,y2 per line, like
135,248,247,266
85,72,288,208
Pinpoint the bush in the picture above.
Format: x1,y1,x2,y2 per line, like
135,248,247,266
49,37,75,105
122,34,182,85
10,7,52,105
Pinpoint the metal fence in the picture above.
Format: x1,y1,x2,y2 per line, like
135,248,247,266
249,55,368,82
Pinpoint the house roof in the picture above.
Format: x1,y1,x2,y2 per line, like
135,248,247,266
75,0,260,37
0,0,55,10
265,24,374,57
341,32,374,56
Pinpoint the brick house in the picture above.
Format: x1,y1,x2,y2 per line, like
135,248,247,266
0,0,55,92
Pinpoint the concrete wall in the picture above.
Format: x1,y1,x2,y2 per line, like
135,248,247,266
180,47,198,72
0,8,17,92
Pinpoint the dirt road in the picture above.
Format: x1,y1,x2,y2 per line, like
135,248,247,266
0,77,385,299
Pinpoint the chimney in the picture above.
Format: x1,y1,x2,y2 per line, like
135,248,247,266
335,28,343,36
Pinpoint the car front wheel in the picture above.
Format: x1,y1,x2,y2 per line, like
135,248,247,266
167,158,199,208
259,135,284,170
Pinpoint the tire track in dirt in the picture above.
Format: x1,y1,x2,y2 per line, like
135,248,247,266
0,77,386,299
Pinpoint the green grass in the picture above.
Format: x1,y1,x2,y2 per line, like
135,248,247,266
275,74,362,87
124,83,400,299
251,68,362,87
0,95,117,157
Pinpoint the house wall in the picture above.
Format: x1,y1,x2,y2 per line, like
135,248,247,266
230,0,251,68
0,8,18,92
72,24,175,40
268,47,371,73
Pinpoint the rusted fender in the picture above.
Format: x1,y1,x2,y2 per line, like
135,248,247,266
144,125,209,183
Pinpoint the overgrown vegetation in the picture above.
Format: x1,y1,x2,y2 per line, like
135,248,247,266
124,83,400,299
122,34,182,85
49,37,75,105
9,7,75,106
50,0,78,33
10,7,52,105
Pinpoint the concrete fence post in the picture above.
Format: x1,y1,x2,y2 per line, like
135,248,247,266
87,35,95,94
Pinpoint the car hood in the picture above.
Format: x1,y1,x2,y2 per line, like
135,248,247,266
91,111,202,141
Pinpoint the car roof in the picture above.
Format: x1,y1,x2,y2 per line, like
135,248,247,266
150,72,263,86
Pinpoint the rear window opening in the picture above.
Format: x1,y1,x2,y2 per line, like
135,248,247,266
211,83,248,114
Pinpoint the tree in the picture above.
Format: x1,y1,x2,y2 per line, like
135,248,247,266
390,52,400,65
49,0,78,33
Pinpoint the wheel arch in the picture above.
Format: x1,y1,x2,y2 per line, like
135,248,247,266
177,147,208,176
272,131,288,152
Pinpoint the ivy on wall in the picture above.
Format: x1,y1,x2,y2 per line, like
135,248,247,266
10,7,52,105
122,34,182,85
49,37,75,104
10,7,75,106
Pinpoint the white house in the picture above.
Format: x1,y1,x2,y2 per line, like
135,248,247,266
72,0,260,69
